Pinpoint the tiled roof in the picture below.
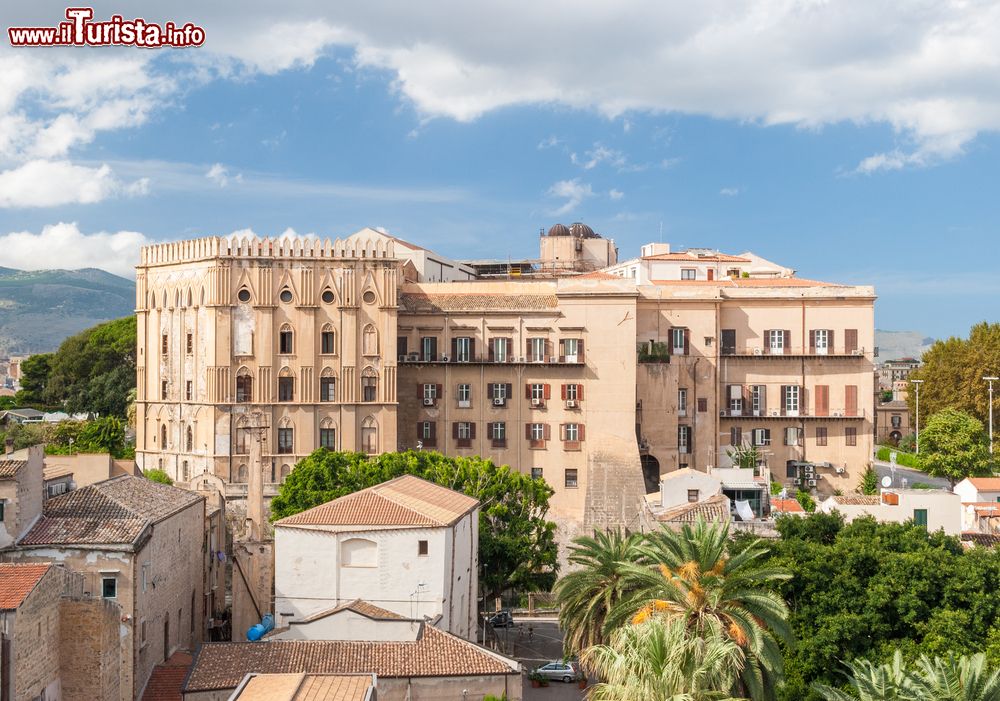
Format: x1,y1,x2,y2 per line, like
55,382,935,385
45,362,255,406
233,674,374,701
642,252,751,263
830,495,881,505
771,498,805,513
19,475,203,547
277,475,478,529
140,651,193,701
400,292,558,313
298,600,406,625
0,459,27,480
652,277,838,288
184,630,518,692
961,532,1000,548
657,494,730,523
967,478,1000,490
0,563,51,610
43,465,74,481
575,270,621,280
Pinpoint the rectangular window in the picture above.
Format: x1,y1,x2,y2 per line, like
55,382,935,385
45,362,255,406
278,377,294,402
102,577,117,599
562,338,580,362
677,388,688,416
753,428,771,446
678,426,691,453
320,428,336,449
531,467,543,480
186,333,193,354
730,427,742,446
728,384,743,415
321,377,336,402
457,422,471,440
697,398,708,413
783,385,800,416
913,508,928,528
423,383,438,403
846,426,857,446
0,500,5,523
565,423,579,441
672,328,687,354
491,337,509,362
185,381,192,401
681,268,696,280
846,385,859,417
751,385,765,415
491,383,509,402
565,469,579,488
816,426,828,446
784,427,801,446
530,383,545,404
161,380,168,400
457,383,471,407
687,489,699,503
530,337,547,362
721,329,736,355
397,336,408,358
565,383,579,402
845,329,859,354
814,329,828,354
418,540,429,556
162,334,168,355
491,422,506,442
768,329,785,354
421,421,434,439
891,415,901,428
455,337,471,362
362,376,377,402
321,331,335,354
530,423,545,441
421,336,438,361
279,330,293,354
277,428,294,454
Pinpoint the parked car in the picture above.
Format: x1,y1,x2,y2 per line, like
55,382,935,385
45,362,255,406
532,661,580,683
488,610,514,628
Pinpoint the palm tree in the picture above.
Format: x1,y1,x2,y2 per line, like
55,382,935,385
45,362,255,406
554,527,645,656
812,651,916,701
583,615,747,701
813,652,1000,701
609,518,792,701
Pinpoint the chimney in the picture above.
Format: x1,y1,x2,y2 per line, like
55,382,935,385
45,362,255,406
4,437,13,455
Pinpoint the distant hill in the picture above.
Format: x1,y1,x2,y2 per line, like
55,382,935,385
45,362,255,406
0,267,135,355
876,330,935,362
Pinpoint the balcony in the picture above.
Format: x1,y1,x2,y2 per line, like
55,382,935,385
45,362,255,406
398,353,583,366
720,346,869,359
637,342,671,364
720,408,867,420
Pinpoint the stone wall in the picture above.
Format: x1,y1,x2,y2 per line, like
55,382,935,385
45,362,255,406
59,598,122,701
10,565,63,701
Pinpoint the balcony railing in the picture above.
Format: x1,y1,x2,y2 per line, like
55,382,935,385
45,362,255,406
721,346,870,358
720,408,867,419
398,353,583,366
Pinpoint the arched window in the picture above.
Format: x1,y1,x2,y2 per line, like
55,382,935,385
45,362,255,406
320,324,336,355
277,417,294,455
236,367,253,403
279,324,294,354
361,416,378,455
320,367,336,402
161,424,168,448
361,367,378,403
341,537,377,567
280,464,291,482
236,463,248,483
362,325,378,356
185,426,193,452
186,289,192,307
278,367,295,402
320,417,336,450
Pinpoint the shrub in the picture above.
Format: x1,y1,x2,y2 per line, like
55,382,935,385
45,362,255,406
144,469,173,485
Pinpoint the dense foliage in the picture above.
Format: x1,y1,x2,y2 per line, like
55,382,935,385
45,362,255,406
0,417,133,458
14,316,135,417
270,449,558,601
747,513,1000,701
144,469,174,485
874,446,923,470
918,408,992,486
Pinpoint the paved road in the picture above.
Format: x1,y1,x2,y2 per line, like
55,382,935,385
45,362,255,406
872,460,950,490
485,617,587,701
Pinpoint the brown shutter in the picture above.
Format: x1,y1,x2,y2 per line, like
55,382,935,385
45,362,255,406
577,384,585,401
470,423,476,439
759,385,767,413
430,422,436,443
505,383,512,398
764,330,771,353
452,337,458,359
525,423,531,440
683,329,690,355
561,384,567,400
416,422,421,439
525,383,531,400
488,340,495,361
579,424,586,440
526,338,532,357
816,385,829,416
544,384,551,400
845,329,858,353
417,384,423,399
578,340,584,362
469,338,476,360
545,339,552,358
560,424,566,441
784,330,791,351
506,338,513,359
435,384,442,399
846,385,858,416
828,330,835,353
780,386,787,411
783,427,790,446
487,383,494,397
558,339,565,363
809,330,816,351
543,423,551,440
452,422,459,439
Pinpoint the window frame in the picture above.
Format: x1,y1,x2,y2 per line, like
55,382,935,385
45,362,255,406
564,469,579,488
320,427,336,450
101,576,118,599
277,427,294,454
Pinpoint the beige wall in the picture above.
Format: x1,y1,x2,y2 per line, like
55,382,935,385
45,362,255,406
59,598,122,701
184,674,522,701
0,446,43,549
3,566,65,701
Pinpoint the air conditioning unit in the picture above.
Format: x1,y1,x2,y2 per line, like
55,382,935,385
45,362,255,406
531,398,542,407
407,353,419,361
720,410,727,417
835,466,846,475
458,400,471,408
752,410,762,417
440,354,450,362
422,398,434,406
515,356,525,362
852,349,864,356
566,399,577,408
803,465,815,476
753,347,763,355
807,479,817,487
832,410,844,417
550,356,560,363
769,409,780,417
493,398,505,407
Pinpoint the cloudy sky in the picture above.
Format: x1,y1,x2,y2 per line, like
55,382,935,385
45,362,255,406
2,1,1000,337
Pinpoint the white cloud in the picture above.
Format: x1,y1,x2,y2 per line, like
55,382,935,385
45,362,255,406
206,163,243,187
537,135,561,150
0,160,149,208
0,223,151,276
719,187,741,197
570,143,628,171
547,179,593,215
609,189,625,200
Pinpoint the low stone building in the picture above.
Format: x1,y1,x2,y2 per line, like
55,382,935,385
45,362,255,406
227,673,377,701
0,446,44,549
820,489,961,535
5,476,207,701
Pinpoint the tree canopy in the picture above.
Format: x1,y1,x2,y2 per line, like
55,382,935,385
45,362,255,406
270,449,558,602
918,408,992,486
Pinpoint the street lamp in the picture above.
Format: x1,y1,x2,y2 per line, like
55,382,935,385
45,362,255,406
984,376,998,455
911,380,924,454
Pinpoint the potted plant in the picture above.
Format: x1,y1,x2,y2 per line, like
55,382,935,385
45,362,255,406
528,671,543,688
577,672,588,689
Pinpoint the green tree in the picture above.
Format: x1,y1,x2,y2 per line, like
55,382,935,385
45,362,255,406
555,528,646,656
14,353,53,407
270,449,558,602
919,408,992,487
796,490,817,512
583,616,747,701
610,519,792,701
144,468,173,485
727,441,761,470
858,467,879,495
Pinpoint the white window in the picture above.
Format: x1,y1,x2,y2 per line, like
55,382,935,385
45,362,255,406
672,328,686,354
421,422,433,439
423,384,438,401
455,337,471,362
785,385,800,416
814,329,828,355
565,423,579,441
492,338,509,362
491,422,506,440
531,383,545,402
562,338,579,362
681,268,696,280
678,426,691,453
729,384,743,414
565,384,578,401
768,329,784,354
420,336,436,361
457,384,471,407
751,385,764,416
458,422,471,440
785,427,801,446
677,388,688,416
492,384,508,401
530,338,546,362
753,428,771,446
530,423,545,440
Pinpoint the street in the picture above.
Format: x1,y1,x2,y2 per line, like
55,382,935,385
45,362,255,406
872,460,950,490
487,617,587,701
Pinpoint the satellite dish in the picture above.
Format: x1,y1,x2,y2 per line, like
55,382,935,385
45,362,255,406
881,475,892,488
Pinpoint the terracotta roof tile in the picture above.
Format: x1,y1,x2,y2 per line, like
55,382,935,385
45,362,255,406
771,498,805,513
277,475,478,529
400,293,558,313
139,651,193,701
0,459,27,480
0,563,51,610
185,630,518,693
657,494,731,523
967,478,1000,490
652,277,838,288
233,674,375,701
961,532,1000,548
830,495,881,505
19,475,203,547
575,270,621,280
298,600,406,624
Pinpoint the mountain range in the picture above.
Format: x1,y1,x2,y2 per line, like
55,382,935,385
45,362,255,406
875,330,935,362
0,267,135,355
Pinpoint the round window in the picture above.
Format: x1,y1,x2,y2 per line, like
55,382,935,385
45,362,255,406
362,290,377,305
321,290,335,304
279,289,293,303
237,289,251,303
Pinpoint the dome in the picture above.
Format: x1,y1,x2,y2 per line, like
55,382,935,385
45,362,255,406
547,223,571,237
569,222,598,238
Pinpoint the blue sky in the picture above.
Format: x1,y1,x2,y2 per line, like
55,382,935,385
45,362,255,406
2,2,1000,339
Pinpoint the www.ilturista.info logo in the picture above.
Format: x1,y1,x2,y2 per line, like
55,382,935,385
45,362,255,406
8,7,206,48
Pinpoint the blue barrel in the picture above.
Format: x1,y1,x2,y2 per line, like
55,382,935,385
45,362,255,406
246,613,274,641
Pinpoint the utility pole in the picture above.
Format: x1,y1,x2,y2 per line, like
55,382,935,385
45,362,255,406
985,376,998,455
911,379,923,454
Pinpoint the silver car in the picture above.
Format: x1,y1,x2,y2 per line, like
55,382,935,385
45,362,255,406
533,661,580,683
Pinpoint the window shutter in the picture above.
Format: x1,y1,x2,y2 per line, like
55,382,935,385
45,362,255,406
683,329,690,355
828,330,835,353
545,339,552,358
759,385,767,412
578,340,585,362
526,338,532,357
784,330,791,350
543,423,551,440
430,422,436,441
435,384,442,398
469,338,476,360
764,428,771,443
764,330,771,349
506,338,513,357
560,384,567,400
560,424,566,441
487,383,494,397
525,384,531,400
558,339,565,363
417,383,423,399
451,337,458,358
470,423,476,439
845,329,858,353
488,340,495,362
579,424,586,440
578,384,585,401
809,330,816,351
452,422,459,439
780,385,787,408
544,384,551,400
846,385,858,416
525,423,531,440
505,383,512,398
